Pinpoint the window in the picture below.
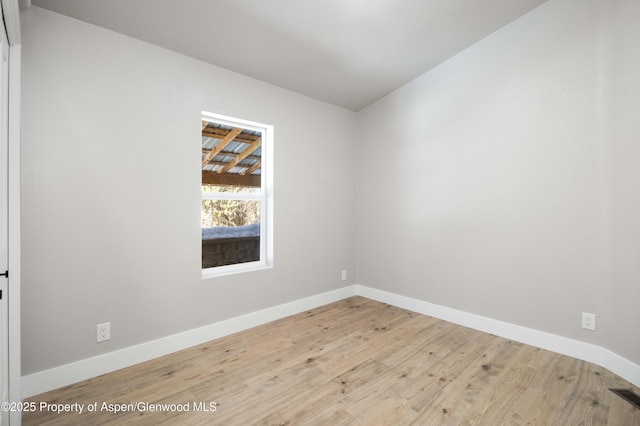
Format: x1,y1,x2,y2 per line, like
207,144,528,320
201,112,273,277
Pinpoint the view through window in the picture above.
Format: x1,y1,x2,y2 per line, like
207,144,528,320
201,113,273,275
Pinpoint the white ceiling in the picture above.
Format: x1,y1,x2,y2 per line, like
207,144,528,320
29,0,548,111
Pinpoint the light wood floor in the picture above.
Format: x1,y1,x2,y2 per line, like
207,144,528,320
24,297,640,425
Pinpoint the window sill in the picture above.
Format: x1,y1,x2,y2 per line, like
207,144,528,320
201,261,272,279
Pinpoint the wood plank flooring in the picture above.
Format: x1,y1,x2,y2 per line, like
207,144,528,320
23,297,640,425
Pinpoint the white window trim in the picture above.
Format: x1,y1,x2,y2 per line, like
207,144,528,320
201,111,274,279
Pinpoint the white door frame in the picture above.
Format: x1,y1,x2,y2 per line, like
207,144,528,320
2,0,20,425
7,45,20,426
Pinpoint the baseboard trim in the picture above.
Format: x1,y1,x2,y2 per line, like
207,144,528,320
23,283,640,397
22,286,358,398
354,284,640,388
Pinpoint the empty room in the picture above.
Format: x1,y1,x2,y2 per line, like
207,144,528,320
5,0,640,424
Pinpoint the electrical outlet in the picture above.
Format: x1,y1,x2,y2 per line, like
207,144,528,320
581,312,596,331
97,322,111,342
341,270,347,281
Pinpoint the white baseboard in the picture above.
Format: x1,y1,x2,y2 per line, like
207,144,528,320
354,284,640,388
22,286,358,398
23,283,640,397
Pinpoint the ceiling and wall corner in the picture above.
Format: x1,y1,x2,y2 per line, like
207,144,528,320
28,0,548,111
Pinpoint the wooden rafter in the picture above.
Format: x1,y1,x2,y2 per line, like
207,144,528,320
242,161,262,176
201,121,208,131
203,158,261,173
219,138,262,174
201,148,260,162
201,127,243,167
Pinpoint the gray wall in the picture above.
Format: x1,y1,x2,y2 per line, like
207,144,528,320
356,0,640,365
21,7,357,374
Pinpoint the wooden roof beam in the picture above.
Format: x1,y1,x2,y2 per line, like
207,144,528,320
202,130,260,144
202,170,261,187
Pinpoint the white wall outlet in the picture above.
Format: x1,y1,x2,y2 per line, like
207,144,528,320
97,322,111,342
341,270,347,281
581,312,596,331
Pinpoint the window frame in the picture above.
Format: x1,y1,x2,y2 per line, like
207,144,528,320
201,111,274,279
